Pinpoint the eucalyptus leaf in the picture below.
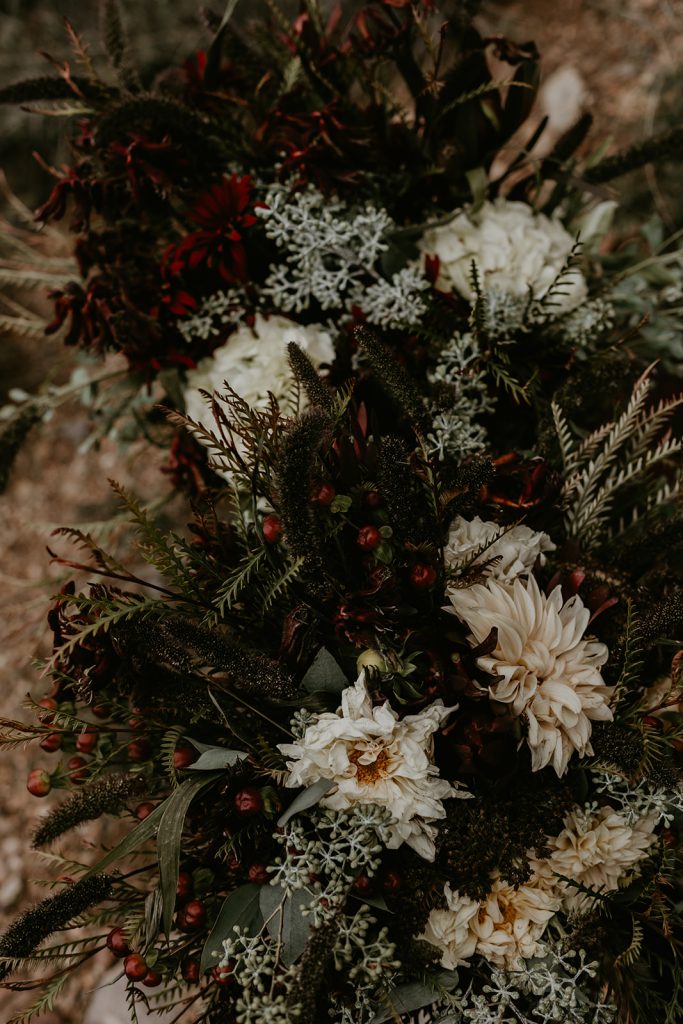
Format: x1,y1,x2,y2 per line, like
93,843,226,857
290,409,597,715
189,747,249,771
370,972,460,1024
350,892,391,913
200,883,263,974
158,773,224,938
277,778,333,827
302,647,349,694
82,796,168,880
259,884,313,966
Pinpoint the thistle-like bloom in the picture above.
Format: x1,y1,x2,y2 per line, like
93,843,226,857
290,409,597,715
445,515,556,582
422,877,558,970
530,804,658,913
447,575,613,775
278,673,468,861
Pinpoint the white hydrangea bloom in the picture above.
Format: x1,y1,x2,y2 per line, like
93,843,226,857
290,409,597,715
446,575,613,775
278,673,468,861
422,878,558,970
530,804,658,913
420,199,587,313
182,313,334,422
445,515,556,581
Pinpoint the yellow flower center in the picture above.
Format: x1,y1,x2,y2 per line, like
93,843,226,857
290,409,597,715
350,747,391,785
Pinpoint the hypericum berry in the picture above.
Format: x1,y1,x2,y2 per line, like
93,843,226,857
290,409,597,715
234,787,263,816
410,564,437,590
92,703,110,719
173,745,197,770
66,756,88,784
382,870,402,893
39,732,62,753
135,802,156,821
37,696,58,723
76,727,98,754
262,514,282,544
211,963,234,986
356,525,381,551
124,954,148,981
247,863,270,884
312,482,335,506
177,899,206,931
106,927,131,958
351,873,373,895
182,959,200,984
176,871,193,900
365,490,382,509
143,969,162,987
127,738,151,762
26,768,51,797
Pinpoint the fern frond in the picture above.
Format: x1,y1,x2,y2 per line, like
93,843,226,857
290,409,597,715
7,971,71,1024
48,592,165,670
551,401,576,474
611,602,645,712
258,556,305,613
615,917,644,968
160,726,185,788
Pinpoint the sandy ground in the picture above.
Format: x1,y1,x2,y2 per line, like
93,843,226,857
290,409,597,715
0,1,681,1020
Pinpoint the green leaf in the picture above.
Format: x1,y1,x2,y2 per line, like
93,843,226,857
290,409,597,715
82,798,169,880
158,773,223,938
465,166,489,212
301,647,349,694
259,884,313,966
370,972,460,1023
188,747,249,771
200,883,262,974
277,779,333,827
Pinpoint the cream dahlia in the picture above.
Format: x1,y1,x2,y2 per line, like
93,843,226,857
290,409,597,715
183,313,334,424
530,804,658,913
445,515,555,582
422,877,558,970
420,198,587,313
278,673,467,861
446,575,613,775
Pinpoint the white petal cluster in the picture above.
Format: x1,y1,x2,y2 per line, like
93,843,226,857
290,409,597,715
445,515,556,581
422,877,558,970
182,313,334,423
530,804,658,913
420,198,587,313
446,575,613,775
278,673,467,861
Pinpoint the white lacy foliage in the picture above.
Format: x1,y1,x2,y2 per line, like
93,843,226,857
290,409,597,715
421,199,587,313
445,516,555,581
182,313,335,423
177,288,244,342
361,265,429,328
591,769,683,827
426,332,495,461
530,803,658,914
279,673,469,861
422,877,558,970
446,575,613,775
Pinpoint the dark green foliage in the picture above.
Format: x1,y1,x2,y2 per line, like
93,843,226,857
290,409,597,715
590,721,645,776
355,327,430,432
0,76,105,105
0,874,113,981
276,409,329,565
32,772,148,848
101,0,142,92
287,343,335,413
640,592,683,651
285,920,339,1024
0,403,41,494
378,435,438,546
585,126,683,184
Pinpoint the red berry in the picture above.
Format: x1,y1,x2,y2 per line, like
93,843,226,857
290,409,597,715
106,927,131,958
410,564,437,590
357,525,381,551
262,514,282,544
127,738,151,762
177,899,206,932
128,716,144,730
135,802,156,821
182,959,200,984
365,490,382,509
143,969,162,987
382,870,402,893
76,728,98,754
67,755,88,784
247,864,270,884
173,745,197,770
234,787,263,816
40,732,62,753
92,703,111,719
312,483,335,506
211,964,234,986
124,954,148,981
176,871,193,900
352,873,373,895
27,768,51,797
38,697,58,723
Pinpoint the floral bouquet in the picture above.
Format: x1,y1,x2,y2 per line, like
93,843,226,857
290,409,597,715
1,3,683,1024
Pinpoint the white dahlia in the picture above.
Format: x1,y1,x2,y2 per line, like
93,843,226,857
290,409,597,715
446,575,613,775
530,804,658,913
422,877,558,970
278,673,468,861
420,198,587,313
183,313,334,425
445,515,556,582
